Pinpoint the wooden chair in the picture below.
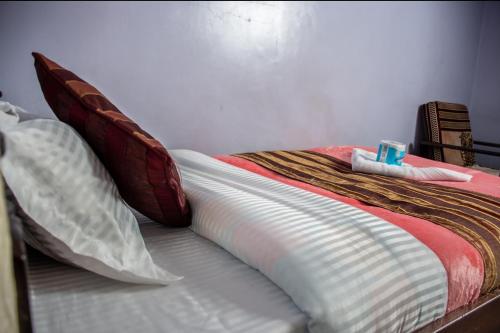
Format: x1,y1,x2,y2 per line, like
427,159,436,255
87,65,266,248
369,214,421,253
419,101,500,175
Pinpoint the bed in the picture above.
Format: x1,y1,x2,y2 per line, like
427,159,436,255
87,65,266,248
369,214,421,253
2,145,497,333
2,52,500,333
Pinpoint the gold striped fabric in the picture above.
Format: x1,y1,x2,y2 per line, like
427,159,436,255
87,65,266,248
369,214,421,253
439,120,471,131
234,150,500,293
438,111,470,121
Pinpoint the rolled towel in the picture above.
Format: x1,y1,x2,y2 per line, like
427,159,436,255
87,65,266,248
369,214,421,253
352,148,472,182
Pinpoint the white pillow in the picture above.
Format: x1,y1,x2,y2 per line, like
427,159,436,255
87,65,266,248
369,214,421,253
0,118,181,285
0,100,55,124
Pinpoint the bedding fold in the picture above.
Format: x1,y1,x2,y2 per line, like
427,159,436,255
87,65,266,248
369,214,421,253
234,149,500,293
171,150,448,333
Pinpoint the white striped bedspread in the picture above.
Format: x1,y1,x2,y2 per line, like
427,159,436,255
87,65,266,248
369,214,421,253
171,150,449,333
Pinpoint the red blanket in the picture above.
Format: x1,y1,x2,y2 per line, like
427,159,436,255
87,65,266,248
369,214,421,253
217,146,500,312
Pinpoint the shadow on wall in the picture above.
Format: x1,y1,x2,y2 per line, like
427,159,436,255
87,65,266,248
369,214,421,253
412,105,426,157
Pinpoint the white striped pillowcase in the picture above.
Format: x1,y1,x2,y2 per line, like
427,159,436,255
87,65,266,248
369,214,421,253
0,118,180,285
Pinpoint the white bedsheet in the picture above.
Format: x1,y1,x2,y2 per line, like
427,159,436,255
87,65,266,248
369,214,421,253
28,213,307,333
171,150,448,333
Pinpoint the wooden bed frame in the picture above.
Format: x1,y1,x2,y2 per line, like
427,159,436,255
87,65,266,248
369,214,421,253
7,199,32,333
417,289,500,332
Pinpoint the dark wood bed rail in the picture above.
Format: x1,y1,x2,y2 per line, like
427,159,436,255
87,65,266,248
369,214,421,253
0,132,32,333
421,141,500,157
8,203,33,333
417,289,500,333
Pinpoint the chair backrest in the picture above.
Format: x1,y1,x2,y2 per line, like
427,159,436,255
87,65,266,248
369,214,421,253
421,101,475,167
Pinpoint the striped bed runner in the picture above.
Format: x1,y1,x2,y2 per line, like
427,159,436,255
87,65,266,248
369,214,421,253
234,150,500,293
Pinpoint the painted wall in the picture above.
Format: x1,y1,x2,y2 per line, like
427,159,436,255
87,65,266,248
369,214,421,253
0,1,484,155
470,2,500,169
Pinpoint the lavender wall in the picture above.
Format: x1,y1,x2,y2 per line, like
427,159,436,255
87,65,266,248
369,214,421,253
0,1,484,155
470,2,500,169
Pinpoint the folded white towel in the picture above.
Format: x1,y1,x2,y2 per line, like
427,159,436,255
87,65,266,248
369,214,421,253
351,148,472,182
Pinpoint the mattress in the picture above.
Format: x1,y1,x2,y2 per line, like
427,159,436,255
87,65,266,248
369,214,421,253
28,213,307,333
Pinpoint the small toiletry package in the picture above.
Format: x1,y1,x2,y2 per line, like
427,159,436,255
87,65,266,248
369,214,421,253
376,140,406,166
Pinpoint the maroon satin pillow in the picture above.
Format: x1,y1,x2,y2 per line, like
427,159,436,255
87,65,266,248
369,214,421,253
32,52,191,227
